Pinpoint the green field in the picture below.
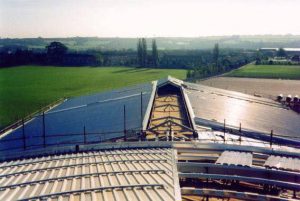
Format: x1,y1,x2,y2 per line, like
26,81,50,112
0,66,186,128
226,64,300,79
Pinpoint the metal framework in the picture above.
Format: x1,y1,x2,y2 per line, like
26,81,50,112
181,188,292,201
145,83,196,141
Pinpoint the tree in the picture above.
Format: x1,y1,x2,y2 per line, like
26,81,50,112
277,48,286,57
152,39,159,67
137,39,143,67
213,43,219,69
255,50,262,65
141,38,147,66
137,38,147,67
186,69,192,78
46,41,68,56
46,41,68,65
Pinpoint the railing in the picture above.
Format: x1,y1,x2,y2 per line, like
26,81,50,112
195,117,300,148
0,127,144,153
0,126,299,154
0,98,65,136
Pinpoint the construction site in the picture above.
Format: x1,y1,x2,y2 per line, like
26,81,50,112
0,76,299,201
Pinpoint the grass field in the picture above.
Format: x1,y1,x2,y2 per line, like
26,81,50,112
225,64,300,79
0,66,187,128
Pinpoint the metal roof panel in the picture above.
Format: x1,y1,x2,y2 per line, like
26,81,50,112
216,151,253,167
185,82,300,138
264,155,300,172
0,148,179,201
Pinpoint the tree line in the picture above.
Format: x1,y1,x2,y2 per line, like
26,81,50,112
0,40,256,79
186,43,255,79
137,38,159,67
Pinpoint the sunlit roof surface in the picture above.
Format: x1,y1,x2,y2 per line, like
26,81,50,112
184,82,300,138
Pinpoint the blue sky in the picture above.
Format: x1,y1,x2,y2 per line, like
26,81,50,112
1,0,300,38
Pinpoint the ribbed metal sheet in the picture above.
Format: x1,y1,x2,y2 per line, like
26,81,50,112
264,155,300,172
185,82,300,138
215,151,252,167
0,148,179,201
0,83,153,152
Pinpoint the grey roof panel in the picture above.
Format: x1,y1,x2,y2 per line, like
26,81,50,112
53,82,153,111
185,82,300,138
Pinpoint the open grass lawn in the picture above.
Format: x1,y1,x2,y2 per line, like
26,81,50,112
225,64,300,79
0,66,186,128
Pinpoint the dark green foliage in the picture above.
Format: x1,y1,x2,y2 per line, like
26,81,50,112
137,39,143,67
46,41,68,55
213,43,219,68
137,38,147,67
188,48,255,79
46,41,68,65
141,38,147,66
152,39,159,67
186,69,192,78
255,51,262,65
1,39,255,78
277,48,287,57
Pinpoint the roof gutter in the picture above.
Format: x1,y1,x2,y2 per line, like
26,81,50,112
142,81,157,130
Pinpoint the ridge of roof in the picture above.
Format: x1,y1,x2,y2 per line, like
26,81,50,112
157,75,184,87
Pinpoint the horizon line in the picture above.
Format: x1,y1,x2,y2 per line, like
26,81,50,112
1,34,300,39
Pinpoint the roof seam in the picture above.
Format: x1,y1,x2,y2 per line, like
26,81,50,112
1,170,168,190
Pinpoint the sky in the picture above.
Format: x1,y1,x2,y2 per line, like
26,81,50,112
1,0,300,38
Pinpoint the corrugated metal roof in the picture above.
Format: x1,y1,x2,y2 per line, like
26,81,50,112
215,151,252,167
184,82,300,138
264,155,300,172
0,148,179,201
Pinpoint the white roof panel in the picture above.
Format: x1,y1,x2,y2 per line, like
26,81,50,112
216,151,253,167
264,155,300,172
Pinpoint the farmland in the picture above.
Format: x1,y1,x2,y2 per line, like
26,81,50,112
0,66,186,128
200,64,300,100
225,64,300,79
199,77,300,100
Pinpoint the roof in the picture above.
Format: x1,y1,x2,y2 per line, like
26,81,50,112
0,83,153,153
0,148,180,201
1,76,300,155
184,82,300,138
0,140,299,200
259,48,300,52
1,76,300,201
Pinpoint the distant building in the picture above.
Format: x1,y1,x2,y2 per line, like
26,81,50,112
259,48,300,57
291,55,300,62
